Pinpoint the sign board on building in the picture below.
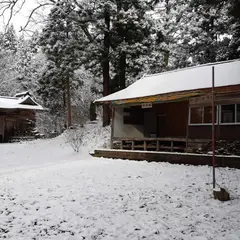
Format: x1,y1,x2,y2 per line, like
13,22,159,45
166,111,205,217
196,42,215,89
141,103,152,109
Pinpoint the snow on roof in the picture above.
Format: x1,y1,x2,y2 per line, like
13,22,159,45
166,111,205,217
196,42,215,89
95,59,240,103
0,95,45,110
14,91,31,98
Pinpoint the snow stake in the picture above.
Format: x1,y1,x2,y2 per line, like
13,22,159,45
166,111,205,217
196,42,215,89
212,66,216,190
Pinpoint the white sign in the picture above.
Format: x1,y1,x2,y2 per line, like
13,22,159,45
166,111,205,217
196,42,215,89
141,103,152,109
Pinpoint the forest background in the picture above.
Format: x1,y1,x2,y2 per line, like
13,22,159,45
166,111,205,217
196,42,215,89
0,0,239,134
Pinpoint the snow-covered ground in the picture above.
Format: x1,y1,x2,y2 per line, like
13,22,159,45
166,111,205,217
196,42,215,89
0,122,240,240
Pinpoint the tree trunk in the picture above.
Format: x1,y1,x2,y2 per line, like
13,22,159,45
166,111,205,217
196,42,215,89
90,101,97,121
116,1,126,91
102,7,111,127
119,52,126,90
164,0,170,70
66,77,72,127
65,21,72,128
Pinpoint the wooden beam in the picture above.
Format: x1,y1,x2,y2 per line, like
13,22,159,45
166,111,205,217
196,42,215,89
110,85,240,106
110,107,115,149
186,102,190,148
2,116,5,142
114,137,187,142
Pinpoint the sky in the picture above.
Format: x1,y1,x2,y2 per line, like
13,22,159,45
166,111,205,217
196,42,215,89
0,0,51,34
0,0,162,35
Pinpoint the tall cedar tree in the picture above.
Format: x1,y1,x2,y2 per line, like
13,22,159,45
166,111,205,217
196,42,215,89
110,0,155,92
228,0,240,58
187,0,230,64
150,0,192,72
38,1,83,127
71,0,160,125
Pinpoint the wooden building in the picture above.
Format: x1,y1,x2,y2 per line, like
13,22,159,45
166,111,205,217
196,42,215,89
0,92,45,142
95,59,240,152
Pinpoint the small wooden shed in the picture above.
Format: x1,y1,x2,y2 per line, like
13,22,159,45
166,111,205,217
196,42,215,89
0,92,45,142
95,59,240,152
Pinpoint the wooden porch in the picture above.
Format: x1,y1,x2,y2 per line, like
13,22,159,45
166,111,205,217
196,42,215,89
92,149,240,169
113,137,186,152
112,137,209,152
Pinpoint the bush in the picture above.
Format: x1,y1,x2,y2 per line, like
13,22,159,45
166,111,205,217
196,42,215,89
64,127,84,152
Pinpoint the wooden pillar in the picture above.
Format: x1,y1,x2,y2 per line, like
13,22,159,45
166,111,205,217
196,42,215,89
157,140,160,151
2,116,5,142
110,107,115,149
144,140,147,151
170,141,174,152
0,116,3,143
216,105,220,140
120,140,123,149
131,141,134,150
186,103,190,149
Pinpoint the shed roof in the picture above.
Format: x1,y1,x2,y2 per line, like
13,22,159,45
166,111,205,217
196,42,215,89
95,59,240,104
0,94,45,110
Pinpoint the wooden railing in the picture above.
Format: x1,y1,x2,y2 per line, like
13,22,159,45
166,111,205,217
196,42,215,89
114,137,187,152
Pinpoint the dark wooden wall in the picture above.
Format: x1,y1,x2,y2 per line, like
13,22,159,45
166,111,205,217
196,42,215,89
0,109,36,142
122,98,240,141
189,125,240,140
219,125,240,140
153,101,189,138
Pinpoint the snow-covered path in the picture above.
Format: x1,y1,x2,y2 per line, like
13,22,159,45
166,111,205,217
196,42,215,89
0,137,240,240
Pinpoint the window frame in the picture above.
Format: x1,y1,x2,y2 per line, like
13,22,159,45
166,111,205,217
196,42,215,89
219,104,240,125
188,105,218,126
189,103,240,126
237,104,240,123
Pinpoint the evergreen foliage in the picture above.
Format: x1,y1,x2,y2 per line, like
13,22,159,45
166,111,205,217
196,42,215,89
38,0,82,101
0,0,239,127
227,0,240,59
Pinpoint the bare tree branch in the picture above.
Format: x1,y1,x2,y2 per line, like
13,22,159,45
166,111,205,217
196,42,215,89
0,0,56,32
6,0,18,28
20,2,54,31
13,0,26,16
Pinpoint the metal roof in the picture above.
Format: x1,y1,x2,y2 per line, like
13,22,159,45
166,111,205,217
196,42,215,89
95,59,240,104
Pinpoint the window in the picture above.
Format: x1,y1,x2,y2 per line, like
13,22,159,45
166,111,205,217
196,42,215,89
189,106,216,125
190,104,240,125
123,106,144,125
220,104,240,124
221,104,235,123
203,106,216,124
190,107,203,124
